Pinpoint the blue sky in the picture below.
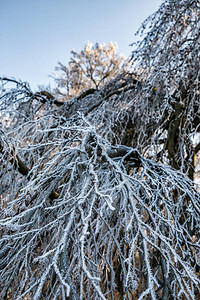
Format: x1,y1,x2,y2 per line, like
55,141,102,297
0,0,163,91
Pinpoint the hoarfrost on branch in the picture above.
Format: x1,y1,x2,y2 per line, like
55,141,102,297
1,0,200,299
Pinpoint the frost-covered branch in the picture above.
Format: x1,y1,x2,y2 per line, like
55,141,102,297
0,113,200,299
1,1,200,299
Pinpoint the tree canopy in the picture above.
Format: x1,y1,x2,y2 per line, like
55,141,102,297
53,41,130,100
0,1,200,299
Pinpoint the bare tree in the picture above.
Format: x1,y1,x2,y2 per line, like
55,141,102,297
53,41,130,100
0,0,200,299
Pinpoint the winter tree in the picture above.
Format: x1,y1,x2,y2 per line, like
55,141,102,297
53,41,130,100
0,0,200,299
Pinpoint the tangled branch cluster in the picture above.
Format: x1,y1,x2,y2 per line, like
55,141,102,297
1,0,200,299
0,75,200,299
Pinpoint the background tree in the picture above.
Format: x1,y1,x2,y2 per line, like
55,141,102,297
0,0,200,299
53,41,130,100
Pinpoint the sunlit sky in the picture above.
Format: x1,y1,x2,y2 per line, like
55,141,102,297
0,0,163,91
